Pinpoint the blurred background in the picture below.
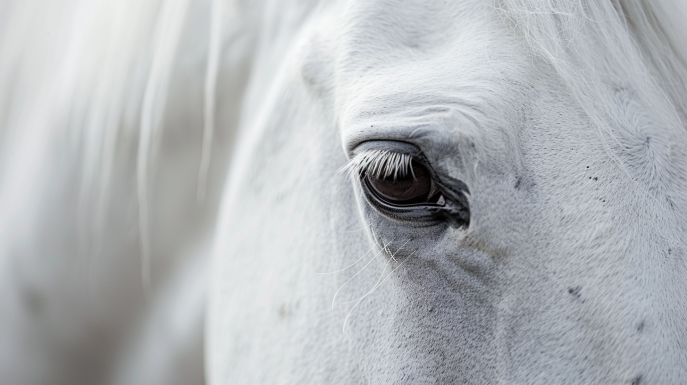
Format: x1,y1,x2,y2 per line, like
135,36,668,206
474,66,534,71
0,0,255,383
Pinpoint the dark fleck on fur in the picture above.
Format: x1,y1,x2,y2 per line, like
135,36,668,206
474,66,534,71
567,286,582,299
637,321,645,332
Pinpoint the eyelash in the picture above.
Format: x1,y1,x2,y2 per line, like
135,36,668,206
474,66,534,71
341,149,415,180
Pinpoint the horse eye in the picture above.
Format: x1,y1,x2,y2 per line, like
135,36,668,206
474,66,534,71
365,162,443,206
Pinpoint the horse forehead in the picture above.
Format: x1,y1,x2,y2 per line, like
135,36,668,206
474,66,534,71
338,0,488,54
304,0,533,140
301,0,516,81
329,0,510,74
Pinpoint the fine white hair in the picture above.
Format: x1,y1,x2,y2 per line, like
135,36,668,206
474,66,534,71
498,0,687,135
0,0,226,288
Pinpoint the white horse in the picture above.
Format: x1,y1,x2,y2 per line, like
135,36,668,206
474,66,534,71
2,0,687,384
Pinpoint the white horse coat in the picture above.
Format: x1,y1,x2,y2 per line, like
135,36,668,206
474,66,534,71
2,0,687,384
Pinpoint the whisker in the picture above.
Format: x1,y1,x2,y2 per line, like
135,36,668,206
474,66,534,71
339,238,410,305
337,228,367,233
330,238,394,310
315,243,377,275
342,249,417,333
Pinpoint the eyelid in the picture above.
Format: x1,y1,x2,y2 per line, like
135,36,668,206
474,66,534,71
350,140,422,157
342,141,425,179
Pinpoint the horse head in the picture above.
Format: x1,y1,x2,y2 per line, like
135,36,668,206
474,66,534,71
209,0,687,383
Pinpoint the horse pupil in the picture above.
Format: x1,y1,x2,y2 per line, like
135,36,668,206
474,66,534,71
367,163,432,204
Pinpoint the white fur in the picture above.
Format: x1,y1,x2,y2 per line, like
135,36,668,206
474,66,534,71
209,0,687,383
2,0,687,384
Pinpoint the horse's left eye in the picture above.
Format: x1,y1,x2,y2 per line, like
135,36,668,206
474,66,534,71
365,162,445,206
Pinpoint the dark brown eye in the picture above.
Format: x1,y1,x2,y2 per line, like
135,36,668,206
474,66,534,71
365,162,444,206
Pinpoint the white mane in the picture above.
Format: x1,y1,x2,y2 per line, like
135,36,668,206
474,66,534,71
499,0,687,134
0,0,226,286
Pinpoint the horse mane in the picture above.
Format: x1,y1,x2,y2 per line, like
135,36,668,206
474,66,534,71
0,0,222,289
0,0,189,198
498,0,687,135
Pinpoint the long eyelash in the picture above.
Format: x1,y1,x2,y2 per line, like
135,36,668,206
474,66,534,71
340,150,414,180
